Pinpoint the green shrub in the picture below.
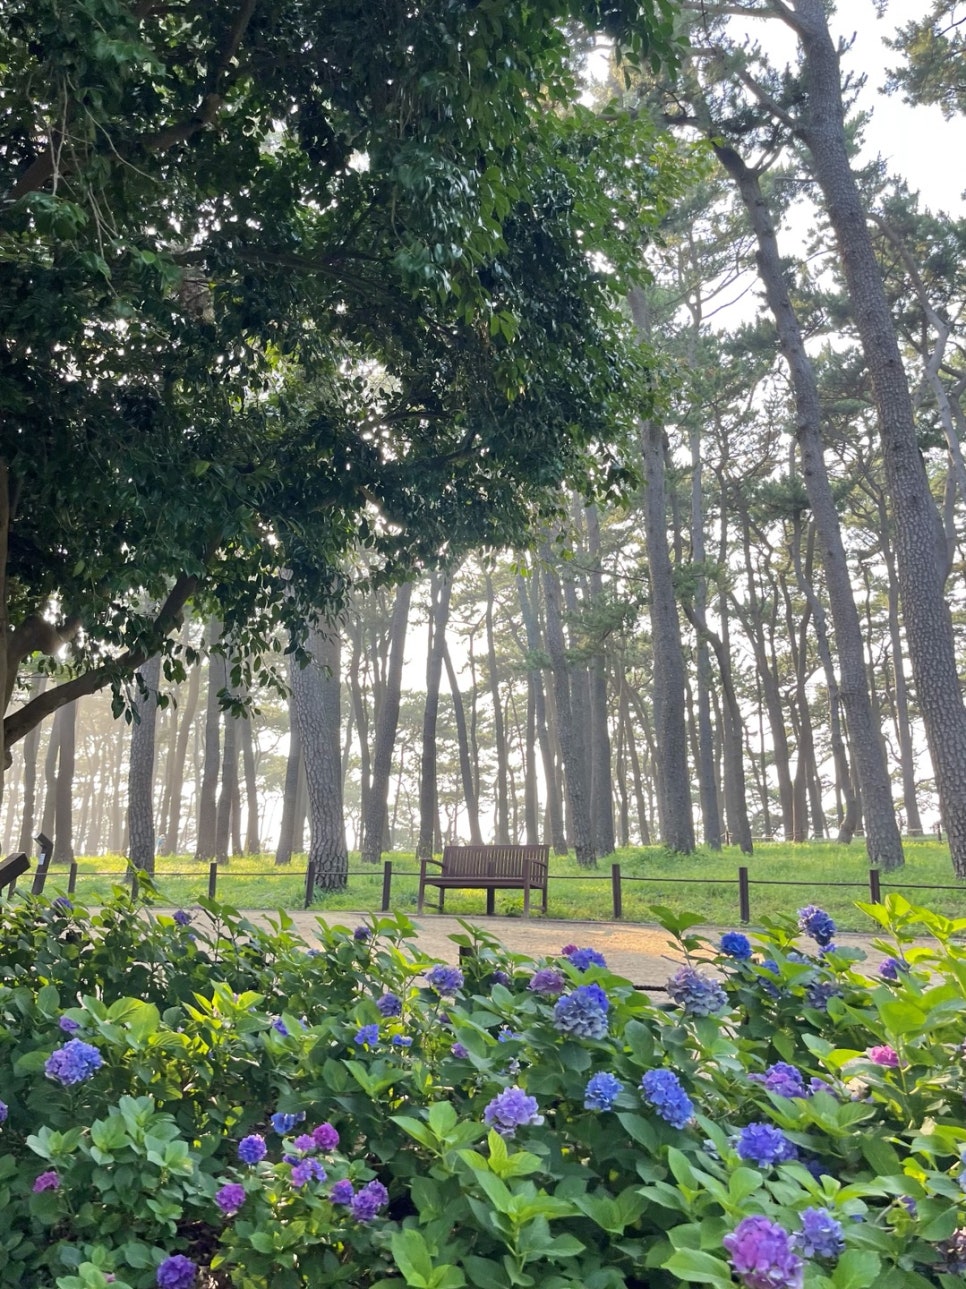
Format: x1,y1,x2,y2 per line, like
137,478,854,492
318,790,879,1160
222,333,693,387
1,889,965,1288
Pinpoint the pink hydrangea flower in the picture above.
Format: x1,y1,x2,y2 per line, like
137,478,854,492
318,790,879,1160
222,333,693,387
867,1045,899,1067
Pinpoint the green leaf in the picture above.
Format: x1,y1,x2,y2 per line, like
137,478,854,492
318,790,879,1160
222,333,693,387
831,1250,881,1289
663,1249,733,1285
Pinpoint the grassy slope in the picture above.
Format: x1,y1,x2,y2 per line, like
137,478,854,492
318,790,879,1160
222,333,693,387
45,840,965,930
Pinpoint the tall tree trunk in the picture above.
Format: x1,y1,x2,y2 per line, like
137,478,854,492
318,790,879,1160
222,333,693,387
687,428,722,850
541,550,596,867
444,641,483,844
292,623,348,891
17,672,47,854
195,625,223,861
516,571,566,853
240,712,260,853
127,653,162,875
165,660,200,855
416,575,452,861
484,574,511,844
52,701,77,864
782,0,966,872
215,697,238,863
275,685,302,866
360,580,413,864
636,413,694,853
585,505,616,856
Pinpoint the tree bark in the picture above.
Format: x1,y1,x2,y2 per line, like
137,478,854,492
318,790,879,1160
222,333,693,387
275,682,302,866
360,580,413,864
416,575,452,861
52,701,77,864
291,623,348,891
516,571,566,853
16,672,47,855
127,653,162,875
484,575,511,844
196,626,223,861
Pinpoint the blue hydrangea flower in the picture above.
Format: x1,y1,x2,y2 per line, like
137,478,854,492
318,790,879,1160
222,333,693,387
584,1071,623,1112
878,956,909,980
666,966,727,1016
795,1207,845,1260
497,1027,520,1043
425,965,464,995
52,896,73,913
156,1254,198,1289
44,1039,103,1086
349,1179,389,1222
720,931,753,960
483,1086,544,1137
237,1134,267,1165
758,959,782,997
564,946,607,971
353,925,371,942
173,909,192,927
490,969,512,987
58,1016,80,1034
330,1178,355,1204
271,1018,290,1036
805,980,840,1011
0,1100,7,1124
354,1023,379,1048
376,992,402,1017
724,1215,803,1289
553,983,610,1040
528,968,566,995
736,1122,798,1167
750,1062,809,1098
391,1034,413,1048
640,1069,694,1128
270,1111,304,1135
797,905,836,948
450,1041,469,1058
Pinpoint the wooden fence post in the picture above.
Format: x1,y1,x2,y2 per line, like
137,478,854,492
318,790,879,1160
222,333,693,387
381,861,393,912
303,861,316,909
208,862,218,900
868,868,882,903
738,866,751,924
67,862,78,895
611,863,622,919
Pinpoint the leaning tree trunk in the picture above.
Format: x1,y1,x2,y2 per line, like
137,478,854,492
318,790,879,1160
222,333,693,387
127,653,162,876
291,622,348,892
714,138,903,869
784,0,966,873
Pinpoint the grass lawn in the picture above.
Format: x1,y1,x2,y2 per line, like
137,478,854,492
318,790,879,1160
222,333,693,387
43,839,966,931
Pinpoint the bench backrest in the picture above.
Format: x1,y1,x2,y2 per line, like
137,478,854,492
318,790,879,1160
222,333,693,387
441,844,549,880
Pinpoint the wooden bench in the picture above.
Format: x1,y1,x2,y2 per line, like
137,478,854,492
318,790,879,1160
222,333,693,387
0,852,30,901
417,844,550,917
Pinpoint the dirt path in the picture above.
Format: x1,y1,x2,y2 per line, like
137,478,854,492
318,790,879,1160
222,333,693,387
228,909,905,989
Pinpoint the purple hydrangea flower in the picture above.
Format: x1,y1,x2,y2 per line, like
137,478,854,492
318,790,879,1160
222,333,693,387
528,968,566,996
293,1134,316,1152
215,1182,246,1216
795,1207,845,1260
292,1158,327,1187
271,1111,304,1135
353,925,371,942
32,1170,60,1192
58,1016,81,1034
720,931,753,960
584,1071,623,1112
497,1027,520,1043
750,1062,809,1099
563,946,607,971
349,1179,389,1222
354,1023,379,1048
44,1039,103,1086
156,1255,197,1289
237,1134,267,1165
490,970,512,987
330,1179,355,1204
271,1018,290,1037
425,965,464,995
640,1069,694,1128
391,1034,413,1048
736,1122,798,1167
553,983,610,1040
451,1042,470,1059
878,956,909,980
52,897,73,912
0,1100,7,1124
376,992,402,1017
483,1086,544,1137
312,1122,339,1151
797,905,836,948
724,1215,804,1289
666,966,728,1017
173,909,192,927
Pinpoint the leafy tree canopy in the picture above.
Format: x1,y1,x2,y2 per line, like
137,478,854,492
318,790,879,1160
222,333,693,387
0,0,686,753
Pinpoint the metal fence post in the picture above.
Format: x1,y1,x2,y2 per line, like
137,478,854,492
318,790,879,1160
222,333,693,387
738,866,751,924
208,862,218,900
381,861,392,912
611,863,622,919
869,868,882,903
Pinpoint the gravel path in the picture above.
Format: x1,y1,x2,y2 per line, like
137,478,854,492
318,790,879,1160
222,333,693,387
223,909,906,989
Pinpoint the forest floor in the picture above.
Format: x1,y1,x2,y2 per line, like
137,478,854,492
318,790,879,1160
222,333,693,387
226,909,913,990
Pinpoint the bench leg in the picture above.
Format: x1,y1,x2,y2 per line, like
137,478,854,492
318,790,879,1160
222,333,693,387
486,888,495,916
523,884,530,917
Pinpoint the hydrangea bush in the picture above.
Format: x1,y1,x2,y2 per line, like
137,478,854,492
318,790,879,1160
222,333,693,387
2,888,966,1288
